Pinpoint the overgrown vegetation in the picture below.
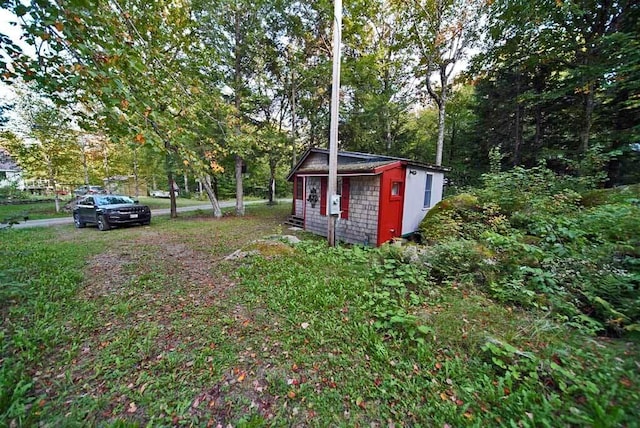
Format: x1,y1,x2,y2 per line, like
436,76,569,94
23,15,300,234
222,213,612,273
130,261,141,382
419,163,640,336
1,203,639,426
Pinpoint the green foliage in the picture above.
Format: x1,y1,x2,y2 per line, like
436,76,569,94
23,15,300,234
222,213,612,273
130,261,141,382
1,205,639,425
418,193,509,243
419,164,640,335
363,248,434,346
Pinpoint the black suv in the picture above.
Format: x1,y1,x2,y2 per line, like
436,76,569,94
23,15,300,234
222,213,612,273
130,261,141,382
73,195,151,231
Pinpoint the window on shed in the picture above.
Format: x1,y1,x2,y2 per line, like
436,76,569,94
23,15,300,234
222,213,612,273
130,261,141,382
295,176,303,199
0,171,6,180
424,174,433,208
390,181,403,200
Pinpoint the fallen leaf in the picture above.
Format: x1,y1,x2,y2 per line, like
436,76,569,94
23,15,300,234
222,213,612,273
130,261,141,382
237,372,246,382
127,402,137,413
435,362,442,370
301,322,309,329
134,133,145,144
287,390,296,399
440,392,448,401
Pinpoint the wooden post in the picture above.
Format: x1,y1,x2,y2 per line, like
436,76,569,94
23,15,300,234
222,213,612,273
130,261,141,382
327,0,342,247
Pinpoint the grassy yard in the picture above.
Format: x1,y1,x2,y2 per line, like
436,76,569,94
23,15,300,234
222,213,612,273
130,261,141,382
1,204,638,426
0,196,213,222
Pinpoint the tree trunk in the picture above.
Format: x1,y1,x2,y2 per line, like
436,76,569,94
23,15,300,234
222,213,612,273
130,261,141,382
233,7,245,217
268,158,276,204
449,124,456,164
534,105,543,157
580,83,595,153
103,147,110,193
201,174,222,218
82,143,89,186
133,148,139,198
513,69,522,166
165,147,177,218
436,98,446,166
183,170,189,194
46,157,60,213
291,67,297,168
435,67,448,167
235,154,245,216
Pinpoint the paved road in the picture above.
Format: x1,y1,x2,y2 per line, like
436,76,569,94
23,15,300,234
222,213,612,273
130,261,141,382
10,199,288,229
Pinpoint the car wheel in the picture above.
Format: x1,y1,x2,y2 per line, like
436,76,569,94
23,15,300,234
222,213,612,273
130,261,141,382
97,215,110,231
143,220,151,226
73,213,86,228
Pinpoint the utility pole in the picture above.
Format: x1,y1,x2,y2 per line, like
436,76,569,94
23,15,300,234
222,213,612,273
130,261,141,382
291,66,297,167
327,0,342,247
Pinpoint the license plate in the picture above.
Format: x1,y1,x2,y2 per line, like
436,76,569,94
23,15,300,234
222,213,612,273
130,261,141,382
130,213,138,219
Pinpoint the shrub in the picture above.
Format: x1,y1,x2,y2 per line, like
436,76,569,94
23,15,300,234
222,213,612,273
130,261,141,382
418,193,510,244
418,165,640,336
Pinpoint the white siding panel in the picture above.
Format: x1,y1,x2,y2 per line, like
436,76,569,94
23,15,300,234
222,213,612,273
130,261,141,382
401,169,445,235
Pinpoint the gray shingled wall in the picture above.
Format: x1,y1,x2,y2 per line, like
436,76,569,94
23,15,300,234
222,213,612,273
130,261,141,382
304,175,380,246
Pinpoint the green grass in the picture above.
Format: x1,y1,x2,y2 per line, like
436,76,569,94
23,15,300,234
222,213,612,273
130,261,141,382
0,196,216,222
1,204,638,426
0,200,71,221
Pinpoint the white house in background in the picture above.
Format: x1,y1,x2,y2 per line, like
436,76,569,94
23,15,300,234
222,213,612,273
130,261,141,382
287,148,447,246
0,147,23,189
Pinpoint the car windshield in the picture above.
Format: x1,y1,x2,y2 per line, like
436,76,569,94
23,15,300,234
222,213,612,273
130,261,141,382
95,196,134,205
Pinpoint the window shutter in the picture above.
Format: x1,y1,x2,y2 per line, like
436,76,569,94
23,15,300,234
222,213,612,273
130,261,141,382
320,177,327,216
340,177,350,219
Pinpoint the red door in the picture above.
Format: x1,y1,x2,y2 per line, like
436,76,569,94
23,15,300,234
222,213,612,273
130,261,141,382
377,167,405,245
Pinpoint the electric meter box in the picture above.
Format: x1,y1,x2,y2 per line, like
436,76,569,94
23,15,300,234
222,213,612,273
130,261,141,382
329,194,341,215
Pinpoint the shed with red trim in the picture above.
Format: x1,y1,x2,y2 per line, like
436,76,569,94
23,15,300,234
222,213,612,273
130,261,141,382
287,148,447,246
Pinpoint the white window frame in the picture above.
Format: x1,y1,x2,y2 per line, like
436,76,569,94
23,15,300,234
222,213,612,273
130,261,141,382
423,174,433,208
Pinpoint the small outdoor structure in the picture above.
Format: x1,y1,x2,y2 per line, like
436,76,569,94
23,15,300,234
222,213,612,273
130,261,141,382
287,148,447,246
0,147,23,189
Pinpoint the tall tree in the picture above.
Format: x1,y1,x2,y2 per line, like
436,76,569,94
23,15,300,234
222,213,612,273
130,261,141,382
8,94,79,212
473,0,638,182
1,0,231,217
397,0,483,166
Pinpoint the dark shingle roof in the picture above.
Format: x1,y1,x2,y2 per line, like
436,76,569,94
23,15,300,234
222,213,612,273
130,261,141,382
287,148,447,181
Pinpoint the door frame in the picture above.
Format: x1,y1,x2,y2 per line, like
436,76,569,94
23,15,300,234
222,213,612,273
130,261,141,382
377,167,405,245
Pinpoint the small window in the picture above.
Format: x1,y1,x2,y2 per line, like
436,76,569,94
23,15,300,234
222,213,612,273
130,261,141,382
295,177,303,199
0,171,7,180
424,174,433,208
391,182,401,196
